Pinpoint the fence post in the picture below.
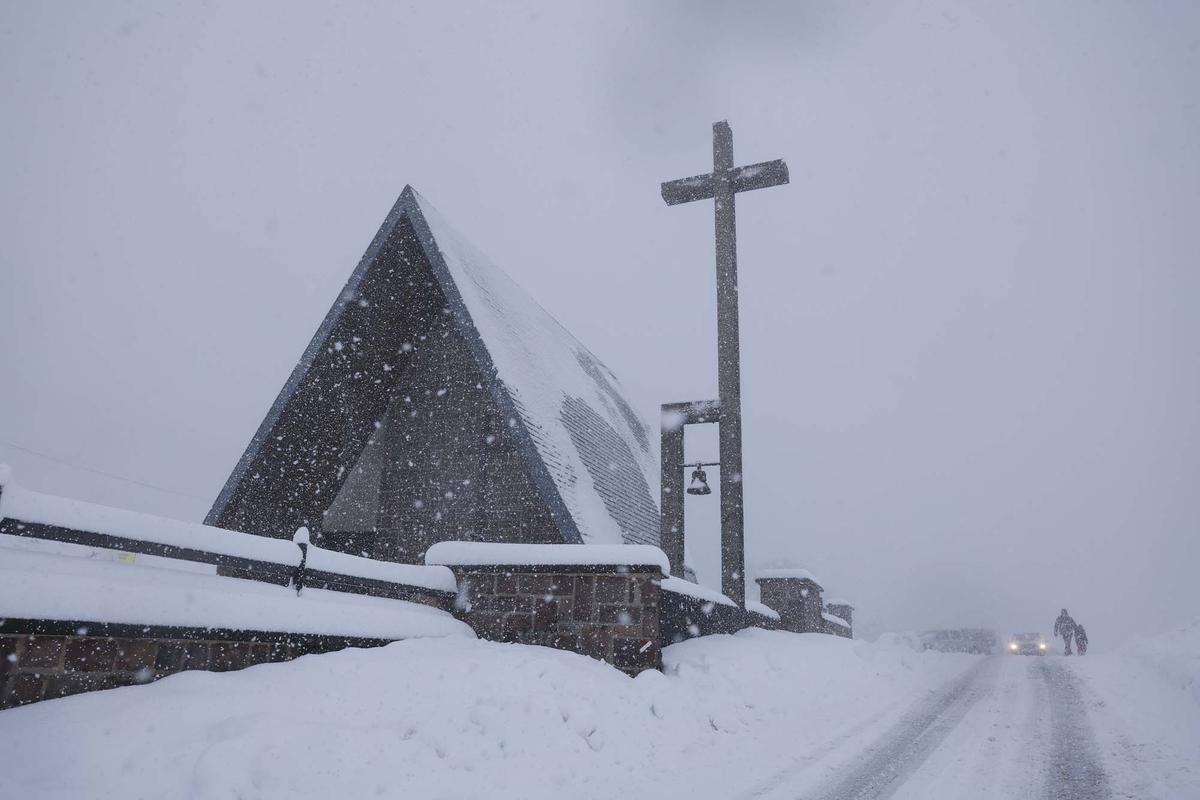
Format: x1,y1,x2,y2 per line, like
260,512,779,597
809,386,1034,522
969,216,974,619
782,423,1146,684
292,526,310,595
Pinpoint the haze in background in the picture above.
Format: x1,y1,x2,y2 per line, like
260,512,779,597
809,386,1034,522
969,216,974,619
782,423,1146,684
2,1,1197,645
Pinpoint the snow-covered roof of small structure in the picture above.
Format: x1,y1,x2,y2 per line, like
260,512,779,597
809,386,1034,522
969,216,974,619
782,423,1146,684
824,597,854,608
206,187,659,549
756,568,823,588
426,542,668,574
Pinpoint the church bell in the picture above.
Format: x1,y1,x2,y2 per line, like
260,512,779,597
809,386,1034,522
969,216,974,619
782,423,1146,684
686,463,712,496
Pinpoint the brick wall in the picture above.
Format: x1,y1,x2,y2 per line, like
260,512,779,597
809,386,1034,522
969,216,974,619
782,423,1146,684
450,566,662,676
0,621,391,710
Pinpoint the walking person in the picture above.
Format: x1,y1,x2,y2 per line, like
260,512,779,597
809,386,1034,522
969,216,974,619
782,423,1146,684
1075,623,1088,655
1054,608,1077,655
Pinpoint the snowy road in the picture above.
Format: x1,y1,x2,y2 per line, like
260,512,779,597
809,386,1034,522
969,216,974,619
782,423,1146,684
748,655,1114,800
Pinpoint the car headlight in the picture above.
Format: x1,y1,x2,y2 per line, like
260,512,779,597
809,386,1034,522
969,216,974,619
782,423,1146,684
1009,642,1018,650
1039,642,1046,649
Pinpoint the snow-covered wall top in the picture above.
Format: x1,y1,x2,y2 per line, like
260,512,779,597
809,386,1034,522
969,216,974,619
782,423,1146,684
746,600,781,621
0,475,456,593
756,568,823,587
410,189,660,547
660,576,737,607
822,612,850,629
425,541,669,574
0,545,470,640
824,597,854,608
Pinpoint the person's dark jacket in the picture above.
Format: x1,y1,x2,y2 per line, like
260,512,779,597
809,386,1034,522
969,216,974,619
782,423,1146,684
1075,625,1088,645
1054,611,1076,638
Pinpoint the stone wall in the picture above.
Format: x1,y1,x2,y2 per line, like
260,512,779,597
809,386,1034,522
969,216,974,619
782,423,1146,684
450,566,662,675
825,603,854,638
757,577,825,634
660,589,775,644
0,620,391,710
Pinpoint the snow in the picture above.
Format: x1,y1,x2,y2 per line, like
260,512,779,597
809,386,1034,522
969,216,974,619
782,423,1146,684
413,191,660,547
822,611,850,629
659,576,737,607
425,541,669,574
0,630,975,799
1070,618,1200,799
746,600,781,621
824,596,854,608
0,542,472,641
0,477,296,566
757,567,823,585
304,543,455,592
0,478,455,593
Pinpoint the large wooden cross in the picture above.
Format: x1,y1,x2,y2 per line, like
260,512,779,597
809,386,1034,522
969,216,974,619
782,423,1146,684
661,120,788,604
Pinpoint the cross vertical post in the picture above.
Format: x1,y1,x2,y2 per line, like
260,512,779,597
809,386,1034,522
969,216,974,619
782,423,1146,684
713,121,745,606
661,121,788,604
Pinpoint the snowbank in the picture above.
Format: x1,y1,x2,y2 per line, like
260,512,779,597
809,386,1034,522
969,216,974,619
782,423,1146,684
1072,618,1200,799
0,544,471,641
425,541,669,574
0,630,974,799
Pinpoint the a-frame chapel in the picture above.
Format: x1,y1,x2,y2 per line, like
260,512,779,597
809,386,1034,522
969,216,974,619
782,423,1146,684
206,187,660,564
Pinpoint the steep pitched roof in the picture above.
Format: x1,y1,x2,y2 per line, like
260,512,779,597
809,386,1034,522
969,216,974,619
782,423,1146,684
207,187,659,547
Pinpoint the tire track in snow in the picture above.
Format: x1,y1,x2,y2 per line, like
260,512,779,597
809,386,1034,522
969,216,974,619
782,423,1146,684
797,656,997,800
888,656,1052,800
1037,659,1112,800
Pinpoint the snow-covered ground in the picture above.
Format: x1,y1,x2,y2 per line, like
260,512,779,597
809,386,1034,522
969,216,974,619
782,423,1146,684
0,631,971,799
1071,618,1200,799
1,624,1195,799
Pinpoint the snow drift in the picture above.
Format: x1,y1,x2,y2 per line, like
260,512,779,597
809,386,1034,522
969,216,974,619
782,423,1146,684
0,631,972,799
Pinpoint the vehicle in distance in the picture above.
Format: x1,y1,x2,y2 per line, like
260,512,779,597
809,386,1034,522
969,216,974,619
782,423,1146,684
919,628,997,655
1007,632,1048,655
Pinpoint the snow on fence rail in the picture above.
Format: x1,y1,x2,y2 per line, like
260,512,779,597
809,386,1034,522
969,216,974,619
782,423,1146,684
0,472,456,598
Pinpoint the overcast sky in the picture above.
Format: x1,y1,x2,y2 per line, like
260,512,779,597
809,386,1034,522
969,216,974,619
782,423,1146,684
2,1,1197,645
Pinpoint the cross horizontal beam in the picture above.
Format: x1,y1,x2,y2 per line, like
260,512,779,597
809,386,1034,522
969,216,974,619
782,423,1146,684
662,399,720,425
660,159,790,206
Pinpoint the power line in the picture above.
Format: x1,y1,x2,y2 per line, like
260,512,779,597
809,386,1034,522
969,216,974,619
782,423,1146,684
0,438,209,502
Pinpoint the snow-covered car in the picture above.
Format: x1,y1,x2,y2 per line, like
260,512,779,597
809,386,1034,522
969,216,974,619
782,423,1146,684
1006,633,1048,655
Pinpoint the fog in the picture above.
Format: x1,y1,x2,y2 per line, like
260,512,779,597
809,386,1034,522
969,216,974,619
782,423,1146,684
2,1,1197,646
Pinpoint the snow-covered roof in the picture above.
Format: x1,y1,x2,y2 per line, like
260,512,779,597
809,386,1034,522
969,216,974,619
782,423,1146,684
207,187,659,549
756,568,823,588
412,191,659,546
425,541,668,574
